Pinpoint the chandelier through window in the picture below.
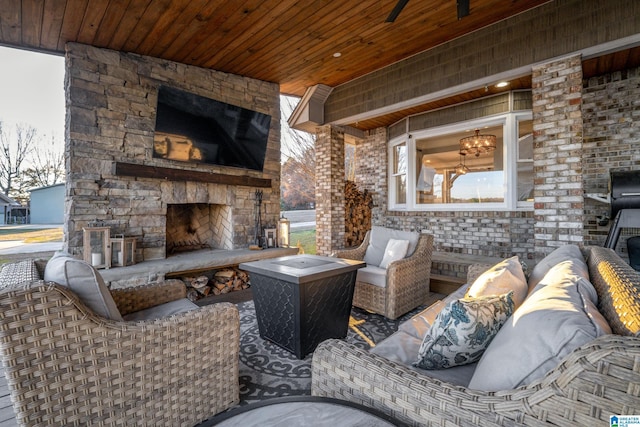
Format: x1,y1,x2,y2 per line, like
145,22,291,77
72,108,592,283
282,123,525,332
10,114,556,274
459,129,497,157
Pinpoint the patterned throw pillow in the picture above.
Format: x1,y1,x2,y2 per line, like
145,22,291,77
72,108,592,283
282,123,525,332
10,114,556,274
414,291,514,370
0,259,39,289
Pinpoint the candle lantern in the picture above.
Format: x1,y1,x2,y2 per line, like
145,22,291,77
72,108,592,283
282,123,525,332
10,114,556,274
278,215,290,248
83,226,111,269
264,228,277,248
110,235,137,267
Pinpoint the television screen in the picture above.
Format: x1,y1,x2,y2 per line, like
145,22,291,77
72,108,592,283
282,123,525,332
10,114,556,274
153,86,271,171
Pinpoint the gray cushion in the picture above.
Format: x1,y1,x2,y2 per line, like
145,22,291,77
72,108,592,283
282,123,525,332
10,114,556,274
527,244,586,290
363,226,420,267
468,259,611,391
122,298,198,321
379,239,409,268
0,259,39,288
355,265,387,288
44,251,124,321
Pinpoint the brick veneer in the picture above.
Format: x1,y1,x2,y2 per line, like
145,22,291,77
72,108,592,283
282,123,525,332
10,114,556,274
320,56,639,262
64,43,281,260
582,66,640,254
531,55,584,261
315,125,345,255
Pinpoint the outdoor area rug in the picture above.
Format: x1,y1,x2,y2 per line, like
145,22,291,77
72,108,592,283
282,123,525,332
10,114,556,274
236,300,429,405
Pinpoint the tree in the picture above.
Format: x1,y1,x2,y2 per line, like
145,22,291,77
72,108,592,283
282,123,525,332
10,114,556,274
21,133,66,190
280,96,316,209
0,121,36,202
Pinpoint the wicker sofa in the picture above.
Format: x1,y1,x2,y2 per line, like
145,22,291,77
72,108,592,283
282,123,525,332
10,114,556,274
333,226,434,319
312,245,640,426
0,255,240,426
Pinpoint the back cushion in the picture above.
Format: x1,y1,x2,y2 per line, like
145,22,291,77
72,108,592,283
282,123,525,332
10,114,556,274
44,252,123,321
468,260,611,391
527,244,586,290
363,226,420,267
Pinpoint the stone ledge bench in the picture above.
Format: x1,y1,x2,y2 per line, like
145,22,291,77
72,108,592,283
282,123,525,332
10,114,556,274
430,252,503,294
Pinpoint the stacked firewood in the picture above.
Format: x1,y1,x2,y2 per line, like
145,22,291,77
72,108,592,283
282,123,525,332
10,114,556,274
182,268,250,301
344,180,373,247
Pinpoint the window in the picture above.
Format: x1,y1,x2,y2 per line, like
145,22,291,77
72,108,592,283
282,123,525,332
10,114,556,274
389,113,533,211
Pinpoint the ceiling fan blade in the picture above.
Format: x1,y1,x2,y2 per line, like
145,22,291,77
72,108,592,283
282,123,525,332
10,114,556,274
457,0,470,19
385,0,409,23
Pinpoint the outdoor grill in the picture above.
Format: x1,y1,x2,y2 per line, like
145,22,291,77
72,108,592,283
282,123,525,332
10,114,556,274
604,171,640,265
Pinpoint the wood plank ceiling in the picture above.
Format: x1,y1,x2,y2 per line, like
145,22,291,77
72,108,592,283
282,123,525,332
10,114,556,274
1,0,638,131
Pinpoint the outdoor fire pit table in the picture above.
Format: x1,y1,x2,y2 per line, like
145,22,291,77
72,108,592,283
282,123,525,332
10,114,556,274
239,254,365,359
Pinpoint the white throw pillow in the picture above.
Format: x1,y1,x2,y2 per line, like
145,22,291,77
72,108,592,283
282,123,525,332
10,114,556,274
468,261,611,391
465,256,528,309
44,252,123,321
414,292,515,370
379,239,409,268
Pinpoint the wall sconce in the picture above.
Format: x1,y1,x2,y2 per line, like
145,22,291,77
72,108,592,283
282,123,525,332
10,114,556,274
83,225,111,269
278,215,290,248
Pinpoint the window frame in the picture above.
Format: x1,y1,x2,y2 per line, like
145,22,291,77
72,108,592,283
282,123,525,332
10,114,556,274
387,112,533,212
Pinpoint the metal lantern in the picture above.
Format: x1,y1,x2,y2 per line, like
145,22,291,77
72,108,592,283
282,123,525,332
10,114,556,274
278,215,290,248
110,235,137,267
264,228,277,248
83,226,111,269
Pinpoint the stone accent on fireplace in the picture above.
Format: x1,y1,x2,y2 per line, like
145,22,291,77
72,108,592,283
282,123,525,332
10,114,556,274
64,43,281,262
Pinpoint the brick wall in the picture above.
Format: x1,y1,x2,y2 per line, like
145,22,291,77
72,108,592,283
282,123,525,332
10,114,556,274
583,66,640,255
531,55,584,261
64,43,281,260
315,125,345,255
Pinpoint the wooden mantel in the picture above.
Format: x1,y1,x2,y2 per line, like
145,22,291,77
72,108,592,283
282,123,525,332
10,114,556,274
114,162,272,188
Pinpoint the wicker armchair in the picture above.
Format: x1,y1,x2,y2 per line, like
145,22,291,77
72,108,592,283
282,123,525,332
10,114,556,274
312,246,640,426
333,231,433,319
0,277,240,426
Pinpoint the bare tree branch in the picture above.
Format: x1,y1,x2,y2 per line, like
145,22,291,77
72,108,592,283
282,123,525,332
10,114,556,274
0,122,36,201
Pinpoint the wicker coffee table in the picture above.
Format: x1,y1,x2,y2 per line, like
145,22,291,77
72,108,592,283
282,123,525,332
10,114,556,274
203,396,404,426
239,254,364,359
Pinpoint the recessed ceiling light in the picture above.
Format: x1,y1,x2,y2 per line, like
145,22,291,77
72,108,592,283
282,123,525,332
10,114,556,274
333,52,342,58
496,81,509,88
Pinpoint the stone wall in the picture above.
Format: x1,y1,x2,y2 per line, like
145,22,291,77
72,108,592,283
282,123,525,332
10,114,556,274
64,43,281,260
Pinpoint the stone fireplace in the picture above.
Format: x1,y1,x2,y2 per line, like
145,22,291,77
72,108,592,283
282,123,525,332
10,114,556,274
63,43,281,261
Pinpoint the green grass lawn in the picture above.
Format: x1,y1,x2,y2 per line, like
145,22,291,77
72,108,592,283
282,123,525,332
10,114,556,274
0,228,63,243
290,229,316,255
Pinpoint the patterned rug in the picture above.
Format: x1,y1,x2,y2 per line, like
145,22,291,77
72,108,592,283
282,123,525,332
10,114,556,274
237,300,424,405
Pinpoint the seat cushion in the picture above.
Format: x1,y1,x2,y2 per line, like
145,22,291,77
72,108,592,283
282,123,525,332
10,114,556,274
44,251,124,321
370,329,477,387
414,292,514,370
468,260,611,391
0,259,39,288
122,298,198,321
465,256,528,309
355,265,387,288
363,226,420,267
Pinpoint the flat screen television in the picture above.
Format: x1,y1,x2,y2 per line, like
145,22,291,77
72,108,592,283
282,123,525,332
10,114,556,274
153,86,271,171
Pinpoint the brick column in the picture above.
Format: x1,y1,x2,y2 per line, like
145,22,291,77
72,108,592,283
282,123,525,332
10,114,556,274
531,55,584,261
315,125,345,255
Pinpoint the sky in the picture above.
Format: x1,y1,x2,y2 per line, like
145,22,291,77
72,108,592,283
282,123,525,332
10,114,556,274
0,46,65,137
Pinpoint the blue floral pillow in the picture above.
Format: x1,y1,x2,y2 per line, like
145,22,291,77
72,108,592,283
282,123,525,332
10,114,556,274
414,291,514,370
